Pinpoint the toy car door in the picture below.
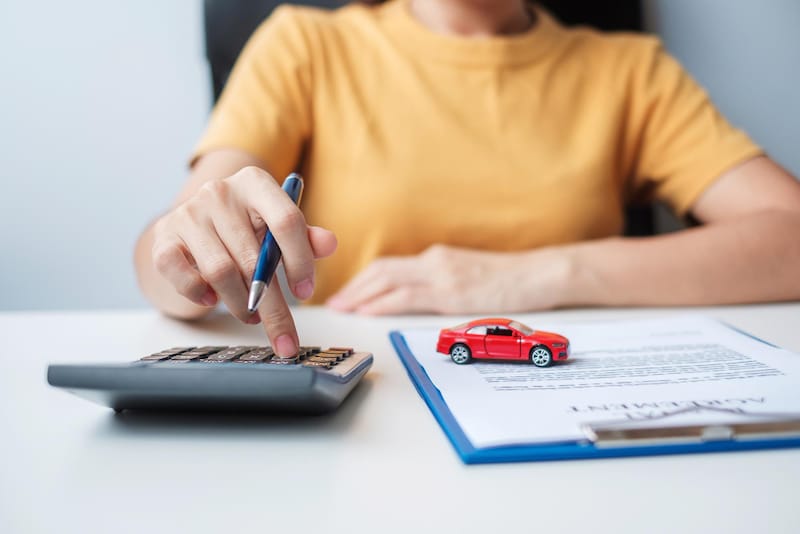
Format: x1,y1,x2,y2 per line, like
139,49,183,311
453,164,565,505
483,326,520,360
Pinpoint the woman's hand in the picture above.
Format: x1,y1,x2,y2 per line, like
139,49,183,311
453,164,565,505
325,244,573,315
150,165,337,356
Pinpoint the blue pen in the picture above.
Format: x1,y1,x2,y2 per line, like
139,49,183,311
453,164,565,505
247,173,304,314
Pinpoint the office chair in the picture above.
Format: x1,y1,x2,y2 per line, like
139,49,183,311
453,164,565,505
202,0,655,236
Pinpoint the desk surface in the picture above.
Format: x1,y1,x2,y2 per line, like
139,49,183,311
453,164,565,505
1,304,799,534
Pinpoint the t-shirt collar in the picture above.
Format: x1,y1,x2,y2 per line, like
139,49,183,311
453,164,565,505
381,0,563,67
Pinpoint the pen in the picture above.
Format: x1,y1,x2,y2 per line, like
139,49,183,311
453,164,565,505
247,173,305,314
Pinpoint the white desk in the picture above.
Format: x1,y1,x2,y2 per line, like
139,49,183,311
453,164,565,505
1,305,799,534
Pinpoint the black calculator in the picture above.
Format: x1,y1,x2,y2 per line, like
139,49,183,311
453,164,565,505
47,346,373,414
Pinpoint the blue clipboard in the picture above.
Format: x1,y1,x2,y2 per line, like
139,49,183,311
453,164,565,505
389,331,800,464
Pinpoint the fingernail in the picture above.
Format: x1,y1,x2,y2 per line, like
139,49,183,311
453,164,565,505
294,278,314,300
200,288,217,306
247,312,261,325
275,335,297,357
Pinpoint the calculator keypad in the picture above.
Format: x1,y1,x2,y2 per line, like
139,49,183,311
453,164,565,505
140,346,354,370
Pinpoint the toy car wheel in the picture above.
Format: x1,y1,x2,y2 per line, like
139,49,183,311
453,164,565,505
450,343,472,365
529,345,553,367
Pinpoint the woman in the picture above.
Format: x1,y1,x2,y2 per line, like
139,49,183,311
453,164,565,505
135,0,800,357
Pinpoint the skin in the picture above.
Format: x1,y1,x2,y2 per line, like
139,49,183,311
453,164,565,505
136,149,337,357
408,0,534,36
135,0,800,354
326,156,800,314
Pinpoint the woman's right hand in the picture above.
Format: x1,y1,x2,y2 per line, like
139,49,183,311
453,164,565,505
150,165,337,357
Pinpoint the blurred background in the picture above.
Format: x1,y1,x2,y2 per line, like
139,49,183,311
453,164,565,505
1,0,798,311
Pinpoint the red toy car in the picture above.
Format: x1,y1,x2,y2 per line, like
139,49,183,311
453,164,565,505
436,318,570,367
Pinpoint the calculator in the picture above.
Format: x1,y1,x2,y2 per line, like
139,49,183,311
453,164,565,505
47,345,373,414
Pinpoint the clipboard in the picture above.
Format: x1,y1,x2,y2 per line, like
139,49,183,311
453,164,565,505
389,331,800,464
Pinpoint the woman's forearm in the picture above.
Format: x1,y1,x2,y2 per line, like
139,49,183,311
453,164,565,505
559,209,800,307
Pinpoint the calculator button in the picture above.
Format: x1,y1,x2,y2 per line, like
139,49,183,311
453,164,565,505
204,347,251,361
177,346,226,359
140,347,195,361
220,347,252,356
311,353,339,360
140,345,362,372
316,352,344,361
194,346,226,355
302,361,332,369
165,347,194,355
298,348,318,360
171,352,208,361
237,351,273,362
308,356,338,365
202,355,236,362
141,354,172,361
268,356,299,365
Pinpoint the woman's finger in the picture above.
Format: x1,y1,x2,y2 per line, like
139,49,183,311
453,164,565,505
327,257,422,312
209,198,262,290
354,286,427,316
308,226,338,260
152,236,217,307
256,279,299,357
234,167,317,301
180,218,252,324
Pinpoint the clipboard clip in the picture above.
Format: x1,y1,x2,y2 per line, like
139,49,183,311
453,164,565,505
581,406,800,448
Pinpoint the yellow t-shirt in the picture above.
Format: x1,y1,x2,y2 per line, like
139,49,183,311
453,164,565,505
194,0,761,303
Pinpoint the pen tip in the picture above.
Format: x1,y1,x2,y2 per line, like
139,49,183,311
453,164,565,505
247,281,266,314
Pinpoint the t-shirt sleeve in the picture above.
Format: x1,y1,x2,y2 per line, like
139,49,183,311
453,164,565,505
625,40,763,216
191,6,313,179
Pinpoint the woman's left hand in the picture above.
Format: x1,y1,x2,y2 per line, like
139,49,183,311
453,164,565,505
325,244,573,315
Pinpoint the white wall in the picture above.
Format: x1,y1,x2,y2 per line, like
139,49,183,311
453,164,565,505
644,0,800,177
0,1,209,310
1,2,798,310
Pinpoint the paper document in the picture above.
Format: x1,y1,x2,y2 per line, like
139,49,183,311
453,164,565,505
400,316,800,448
